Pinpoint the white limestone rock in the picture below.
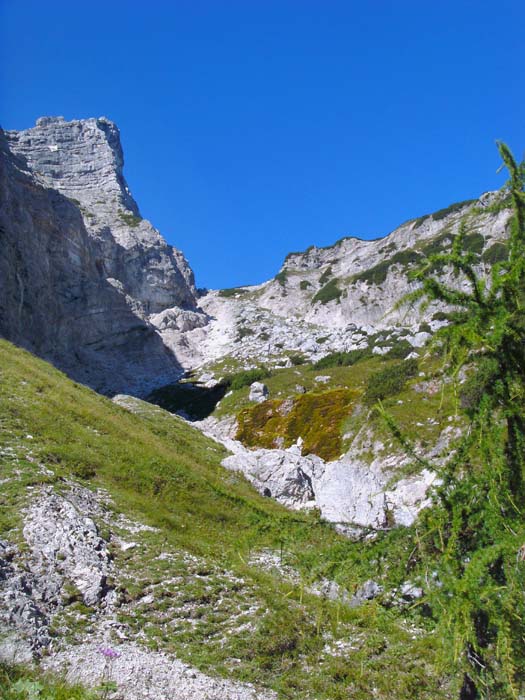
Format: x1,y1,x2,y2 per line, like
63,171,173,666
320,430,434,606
23,492,113,607
223,446,323,508
6,116,197,314
248,381,269,403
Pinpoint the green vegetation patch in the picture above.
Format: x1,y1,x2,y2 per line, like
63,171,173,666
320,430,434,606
117,210,142,227
364,358,419,404
299,280,311,290
218,287,248,298
413,199,476,229
237,326,255,340
225,366,272,390
350,250,422,286
482,241,508,263
314,348,372,370
419,230,454,257
312,278,342,305
462,230,485,254
236,388,357,460
274,270,288,286
319,266,333,285
0,662,95,700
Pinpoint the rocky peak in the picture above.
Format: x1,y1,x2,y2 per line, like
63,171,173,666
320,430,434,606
6,116,138,215
5,116,199,315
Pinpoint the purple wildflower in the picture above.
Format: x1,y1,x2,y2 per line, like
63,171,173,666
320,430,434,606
98,645,120,659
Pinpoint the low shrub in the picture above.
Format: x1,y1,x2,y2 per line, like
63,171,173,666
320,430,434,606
432,198,476,221
314,348,372,369
459,358,498,415
462,231,485,255
414,199,476,228
364,359,418,403
225,367,271,391
312,278,342,305
384,339,413,359
118,211,142,227
319,266,332,285
481,241,508,264
275,270,288,286
219,287,248,298
237,327,255,340
350,250,422,286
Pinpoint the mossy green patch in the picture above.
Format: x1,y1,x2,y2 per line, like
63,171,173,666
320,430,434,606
236,388,358,460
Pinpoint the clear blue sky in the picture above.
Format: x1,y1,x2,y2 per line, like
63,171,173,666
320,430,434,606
1,1,524,289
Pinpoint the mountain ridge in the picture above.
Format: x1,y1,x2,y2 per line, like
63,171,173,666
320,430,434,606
0,115,513,392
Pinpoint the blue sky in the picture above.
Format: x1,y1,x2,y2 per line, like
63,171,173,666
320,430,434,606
1,1,524,289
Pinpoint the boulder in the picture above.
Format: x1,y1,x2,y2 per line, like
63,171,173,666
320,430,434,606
249,382,269,403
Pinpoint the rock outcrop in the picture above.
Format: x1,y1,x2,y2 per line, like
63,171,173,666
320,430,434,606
5,116,197,314
193,195,512,369
248,381,269,403
195,415,438,532
222,442,437,531
0,117,204,394
0,486,115,661
23,492,112,607
0,479,276,700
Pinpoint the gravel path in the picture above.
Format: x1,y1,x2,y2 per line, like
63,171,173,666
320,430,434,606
43,640,276,700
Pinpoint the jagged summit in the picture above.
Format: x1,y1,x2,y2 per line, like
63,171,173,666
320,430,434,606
5,115,199,315
0,117,206,394
6,115,139,216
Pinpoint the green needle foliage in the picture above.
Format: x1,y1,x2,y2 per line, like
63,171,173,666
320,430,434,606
406,143,525,698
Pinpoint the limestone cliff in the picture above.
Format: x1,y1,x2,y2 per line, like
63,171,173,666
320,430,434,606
5,116,197,314
194,193,512,369
0,120,198,394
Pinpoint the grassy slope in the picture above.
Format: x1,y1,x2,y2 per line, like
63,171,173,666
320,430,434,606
211,351,457,478
0,340,451,699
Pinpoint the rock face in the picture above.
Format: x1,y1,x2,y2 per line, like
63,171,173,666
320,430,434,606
23,493,112,607
248,381,269,403
222,442,437,531
193,195,511,369
43,641,276,700
0,486,114,660
193,416,438,531
0,539,51,662
0,479,276,700
0,117,204,394
5,116,197,314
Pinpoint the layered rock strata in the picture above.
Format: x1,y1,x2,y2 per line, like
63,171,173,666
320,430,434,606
0,117,205,393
